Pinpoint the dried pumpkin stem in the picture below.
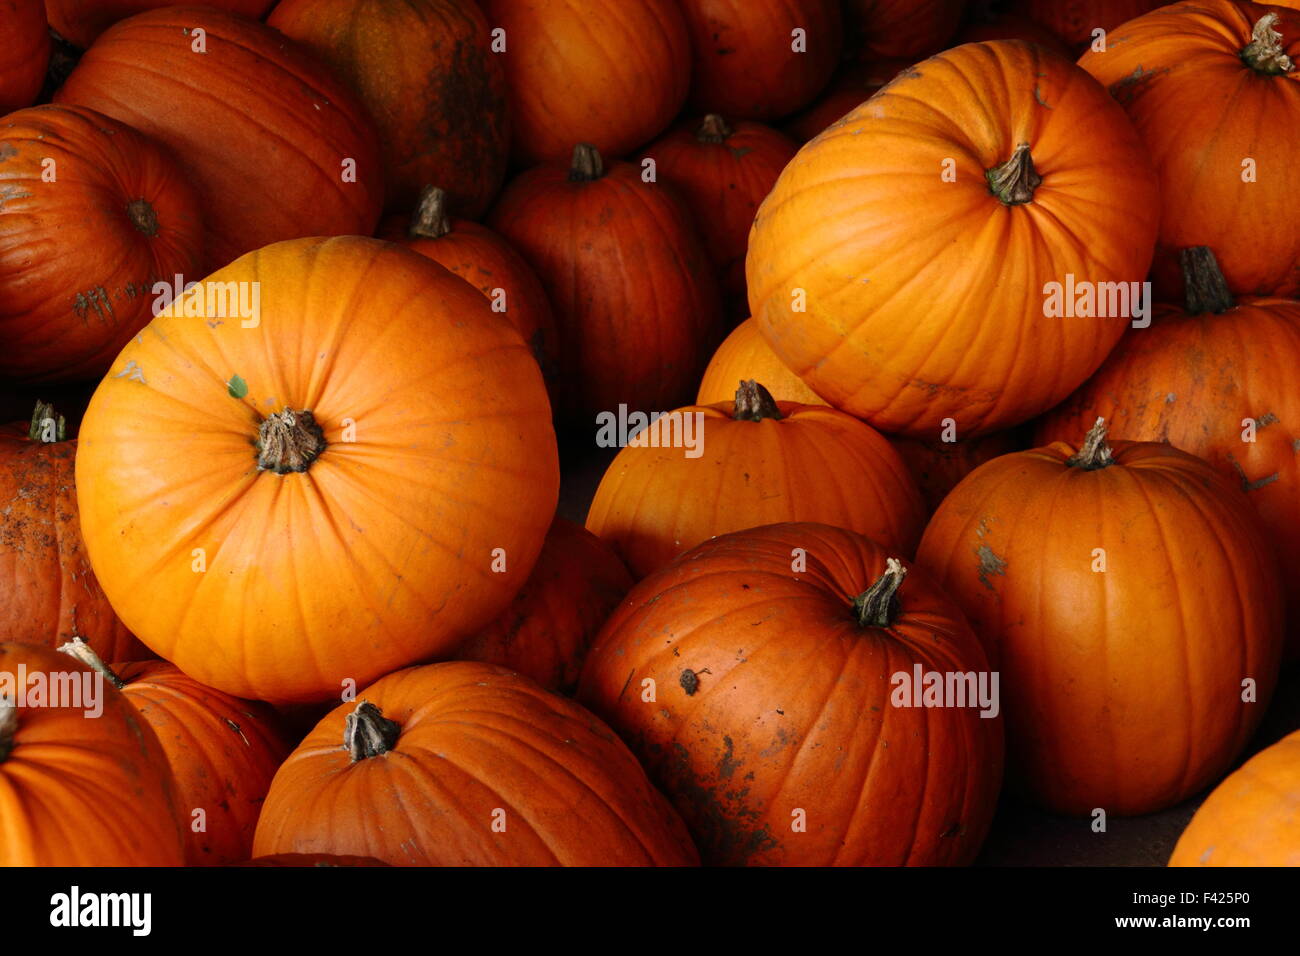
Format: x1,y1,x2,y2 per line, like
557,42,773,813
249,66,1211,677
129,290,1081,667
345,700,400,761
987,143,1041,205
568,143,605,182
28,400,66,443
0,695,16,763
853,558,907,628
697,114,734,144
733,380,783,421
256,408,326,474
408,185,452,240
1241,13,1294,75
127,199,159,237
57,637,126,690
1180,246,1235,315
1067,417,1115,470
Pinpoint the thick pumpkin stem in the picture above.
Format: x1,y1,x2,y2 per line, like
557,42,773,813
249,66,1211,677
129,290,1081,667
733,380,783,421
697,114,734,144
568,143,605,182
57,637,126,690
345,700,400,761
127,199,160,237
987,143,1041,205
409,185,452,240
256,408,326,474
853,558,907,628
0,695,16,763
1241,14,1294,74
28,400,66,443
1180,247,1236,315
1067,417,1115,470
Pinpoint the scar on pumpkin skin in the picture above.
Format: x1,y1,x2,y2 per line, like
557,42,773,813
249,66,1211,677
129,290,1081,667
976,544,1007,591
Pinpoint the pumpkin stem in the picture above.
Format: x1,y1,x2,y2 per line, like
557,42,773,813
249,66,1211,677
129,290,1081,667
852,558,907,628
57,637,126,690
697,114,734,144
1180,246,1236,315
345,700,400,761
733,380,783,421
568,143,605,182
408,185,453,240
127,199,160,237
1066,417,1115,470
0,695,16,763
987,143,1041,205
256,408,326,474
1241,13,1294,75
28,400,67,443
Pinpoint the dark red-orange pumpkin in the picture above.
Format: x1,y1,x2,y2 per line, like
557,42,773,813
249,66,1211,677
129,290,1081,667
781,58,912,143
1006,0,1166,49
44,0,275,49
0,0,49,112
845,0,968,58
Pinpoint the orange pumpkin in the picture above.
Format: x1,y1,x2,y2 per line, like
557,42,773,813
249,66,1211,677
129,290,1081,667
75,236,560,703
889,430,1027,514
0,0,49,112
780,57,911,143
0,642,185,865
480,0,691,165
1079,2,1300,299
697,317,827,406
240,853,391,866
0,104,205,384
252,661,700,865
578,522,1004,866
747,40,1159,436
845,0,967,58
45,0,276,49
586,380,926,578
917,419,1284,815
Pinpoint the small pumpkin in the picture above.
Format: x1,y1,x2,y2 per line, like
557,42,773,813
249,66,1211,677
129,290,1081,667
844,0,968,58
586,380,926,578
1005,0,1167,49
457,517,634,694
0,642,185,866
578,522,1004,866
44,0,276,50
889,430,1027,514
697,317,827,407
0,0,49,112
0,104,205,383
780,57,912,143
917,418,1284,815
252,661,700,866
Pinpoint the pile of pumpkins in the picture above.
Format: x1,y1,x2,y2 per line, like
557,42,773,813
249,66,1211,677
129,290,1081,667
1,0,1297,867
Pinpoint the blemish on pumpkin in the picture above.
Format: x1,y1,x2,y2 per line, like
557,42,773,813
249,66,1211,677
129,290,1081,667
976,544,1007,590
113,360,146,384
0,144,17,162
1256,412,1279,428
1228,455,1280,492
1109,65,1170,106
717,735,742,779
1033,86,1051,108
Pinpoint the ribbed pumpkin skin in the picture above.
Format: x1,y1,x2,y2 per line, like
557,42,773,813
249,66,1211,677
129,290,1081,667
0,643,185,866
253,662,700,866
0,105,205,384
489,155,723,421
845,0,967,57
1079,2,1300,298
114,659,292,865
1169,730,1300,866
457,518,634,694
44,0,275,49
481,0,691,164
697,317,827,406
585,398,926,578
0,0,49,112
781,57,910,143
747,41,1159,436
916,437,1284,816
889,431,1026,515
578,523,1004,866
55,7,383,272
240,853,391,866
1006,0,1166,48
267,0,507,217
74,237,559,703
677,0,842,119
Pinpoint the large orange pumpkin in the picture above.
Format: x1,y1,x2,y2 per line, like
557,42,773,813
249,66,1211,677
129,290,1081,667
747,40,1160,436
676,0,842,120
59,637,290,865
0,642,185,865
75,236,560,703
1079,2,1300,299
845,0,967,58
0,0,49,112
1005,0,1167,49
1037,247,1300,656
917,419,1284,815
480,0,691,165
44,0,275,49
586,380,926,578
0,104,205,384
488,144,723,422
253,661,700,866
56,6,383,272
578,522,1004,866
697,317,827,407
267,0,507,217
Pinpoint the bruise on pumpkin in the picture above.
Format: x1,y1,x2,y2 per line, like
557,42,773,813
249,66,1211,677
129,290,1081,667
1108,65,1170,107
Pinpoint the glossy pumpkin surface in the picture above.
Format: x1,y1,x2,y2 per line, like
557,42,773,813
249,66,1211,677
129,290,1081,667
696,317,827,406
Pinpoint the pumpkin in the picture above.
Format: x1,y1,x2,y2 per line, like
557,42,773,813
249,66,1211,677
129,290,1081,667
586,380,926,578
0,104,205,384
0,0,49,112
1079,3,1300,299
1036,247,1300,657
59,639,289,865
488,144,723,422
780,57,911,143
75,236,560,703
697,317,827,406
252,661,700,866
55,6,383,272
578,522,1003,865
916,418,1284,815
746,40,1160,436
889,430,1027,514
0,402,149,662
1169,729,1300,866
379,186,559,392
480,0,690,165
44,0,275,49
0,642,185,865
845,0,968,58
676,0,842,120
1005,0,1167,49
955,6,1074,57
240,853,391,866
456,517,634,694
267,0,507,217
